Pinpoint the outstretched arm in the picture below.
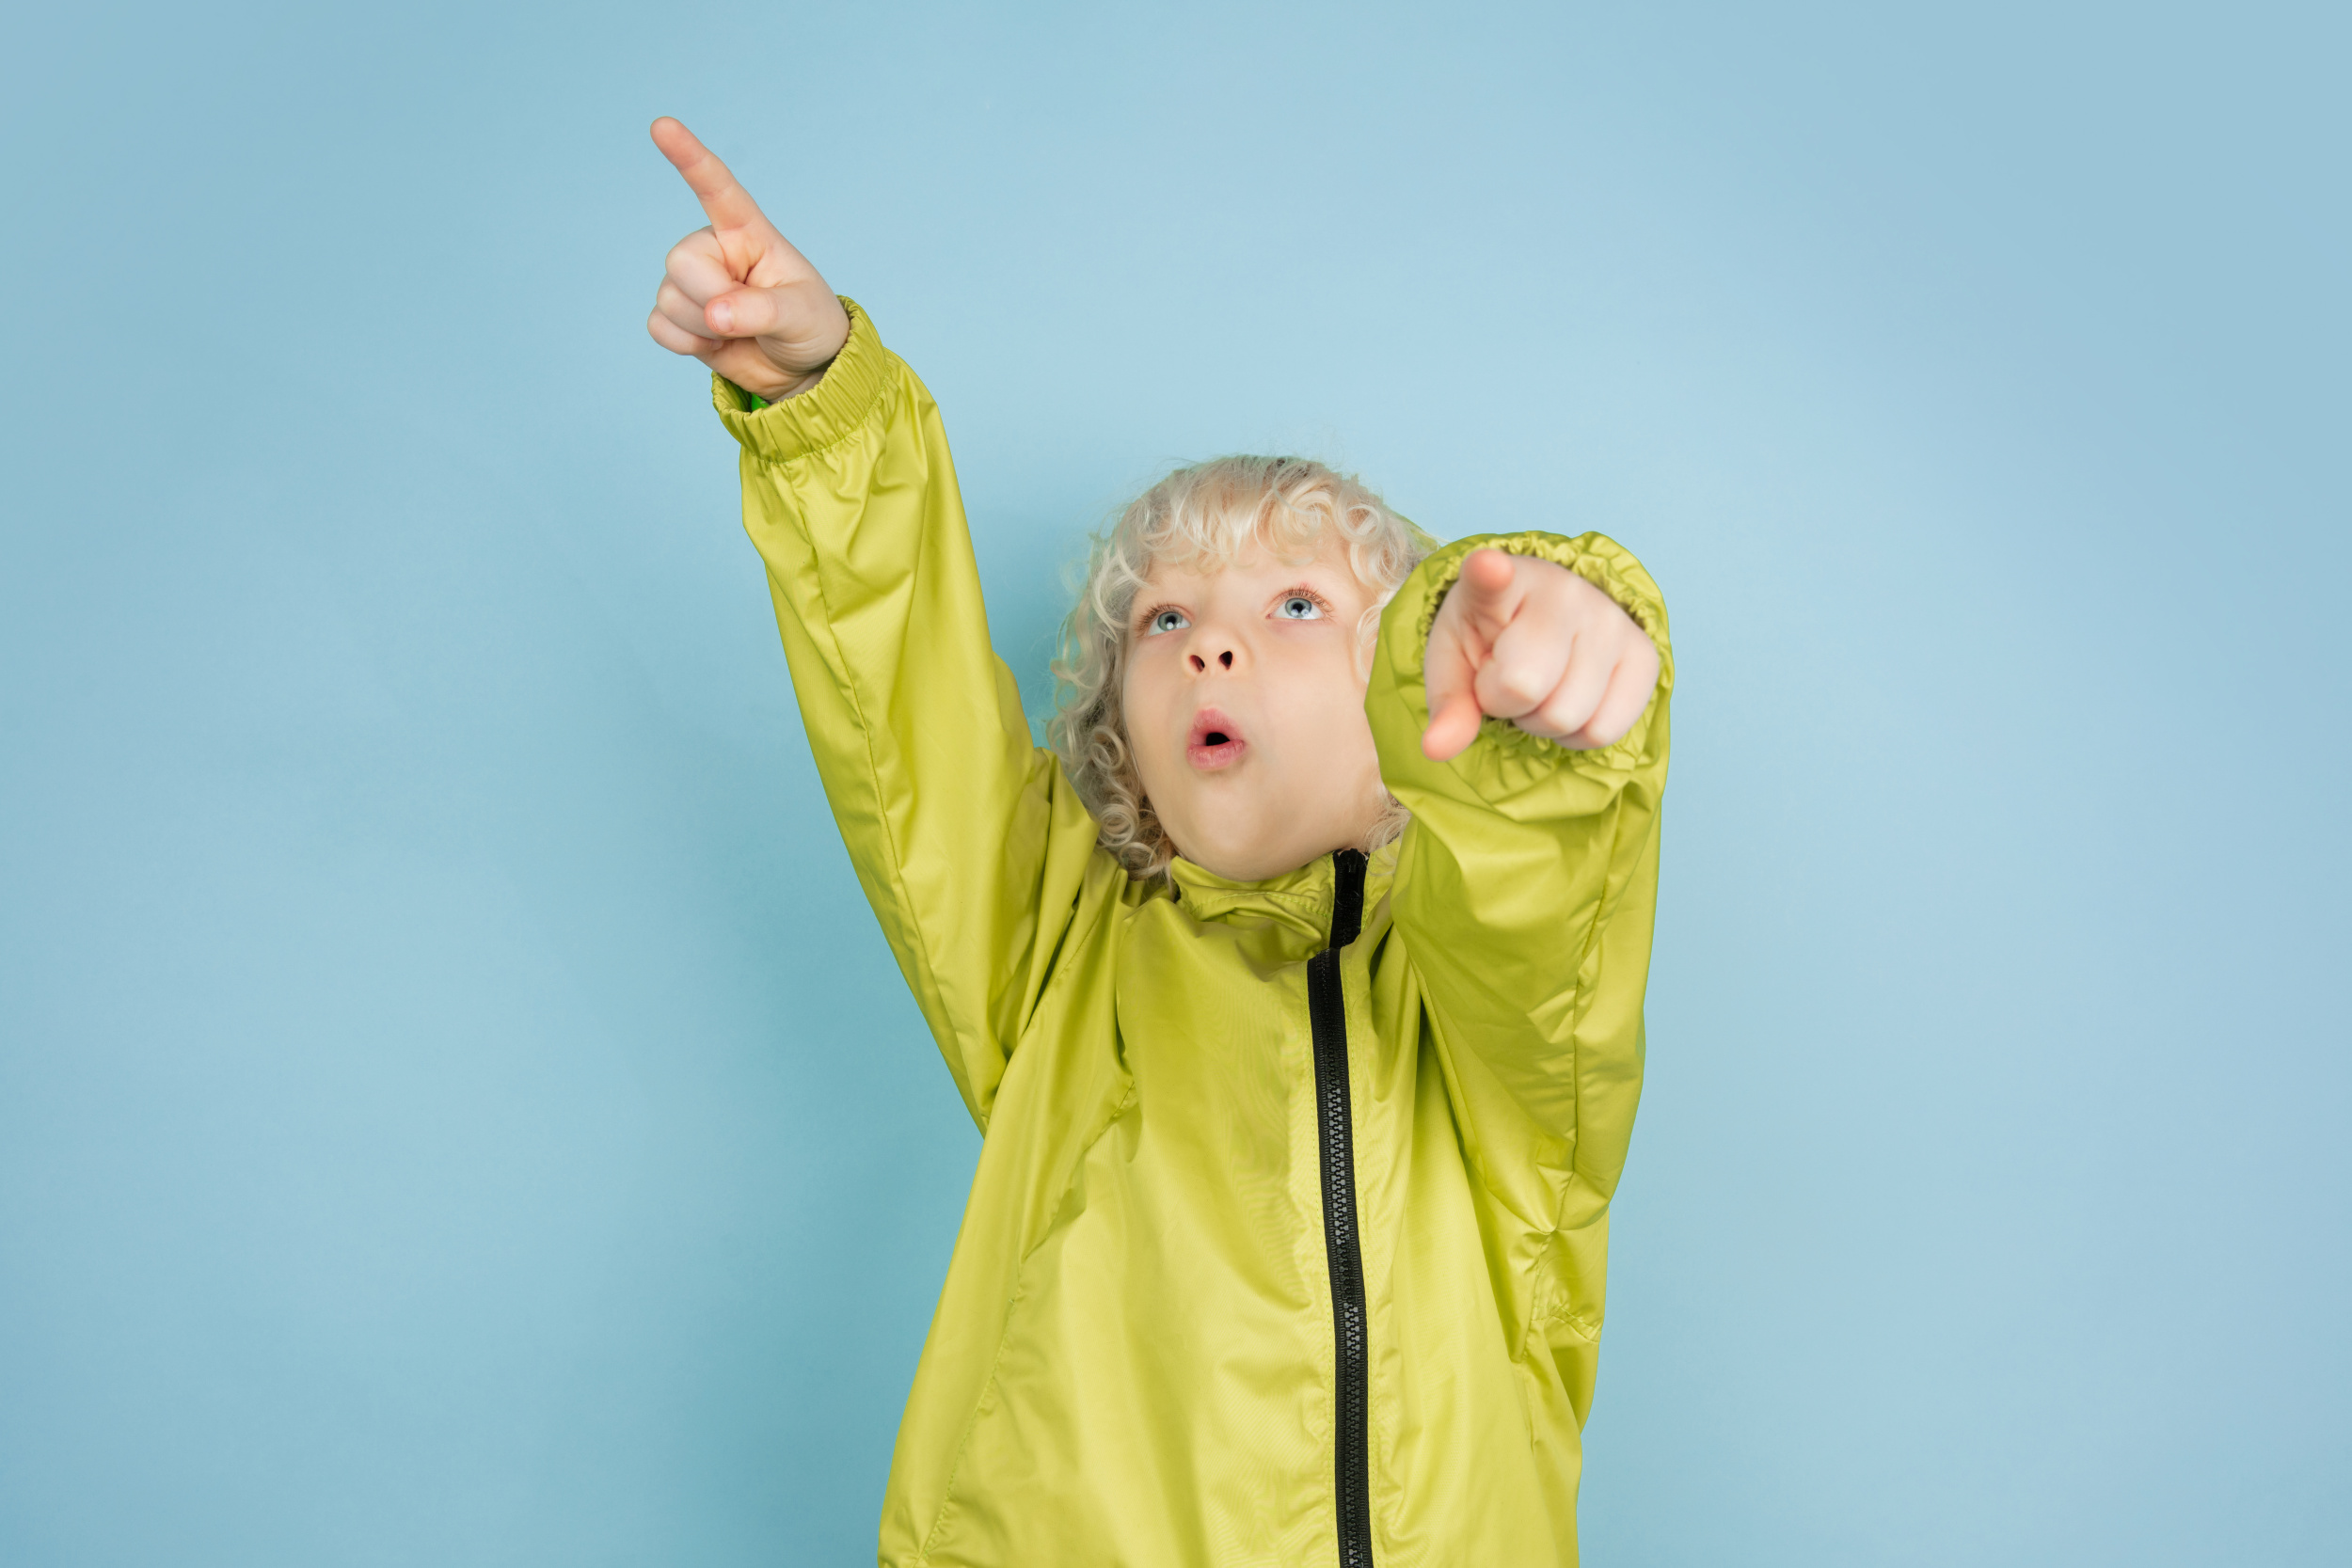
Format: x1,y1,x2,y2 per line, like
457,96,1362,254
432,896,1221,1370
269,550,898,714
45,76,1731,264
1371,536,1672,1183
645,121,1115,1128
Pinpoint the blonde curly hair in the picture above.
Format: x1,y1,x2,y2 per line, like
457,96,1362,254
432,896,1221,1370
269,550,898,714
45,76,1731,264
1047,455,1429,878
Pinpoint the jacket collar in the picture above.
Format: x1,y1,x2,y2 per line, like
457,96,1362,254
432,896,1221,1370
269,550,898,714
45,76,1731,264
1165,841,1399,946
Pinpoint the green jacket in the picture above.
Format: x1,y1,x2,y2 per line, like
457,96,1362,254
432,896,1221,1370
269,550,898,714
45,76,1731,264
716,302,1673,1568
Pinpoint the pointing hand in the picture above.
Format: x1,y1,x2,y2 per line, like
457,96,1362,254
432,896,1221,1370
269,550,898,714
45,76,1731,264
644,118,851,401
1421,549,1661,761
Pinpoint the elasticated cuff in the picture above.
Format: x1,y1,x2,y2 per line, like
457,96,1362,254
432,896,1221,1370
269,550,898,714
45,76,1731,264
711,297,893,465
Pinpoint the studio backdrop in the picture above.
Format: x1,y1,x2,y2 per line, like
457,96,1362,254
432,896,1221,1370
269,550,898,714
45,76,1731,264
2,3,2345,1564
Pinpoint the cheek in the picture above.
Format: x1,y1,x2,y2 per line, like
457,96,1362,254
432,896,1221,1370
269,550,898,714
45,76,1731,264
1120,658,1177,774
1269,642,1378,761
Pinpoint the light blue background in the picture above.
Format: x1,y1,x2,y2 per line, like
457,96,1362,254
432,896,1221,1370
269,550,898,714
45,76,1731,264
4,2,2345,1563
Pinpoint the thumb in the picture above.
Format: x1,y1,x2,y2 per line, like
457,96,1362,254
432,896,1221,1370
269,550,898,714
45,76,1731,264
702,283,798,340
1421,630,1486,761
1422,691,1485,761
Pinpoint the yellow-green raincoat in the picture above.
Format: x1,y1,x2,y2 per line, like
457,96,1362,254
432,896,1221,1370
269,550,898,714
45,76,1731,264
715,302,1672,1568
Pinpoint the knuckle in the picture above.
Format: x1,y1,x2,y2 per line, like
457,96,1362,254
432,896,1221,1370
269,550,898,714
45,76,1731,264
1534,698,1586,736
1496,681,1539,710
1494,663,1549,705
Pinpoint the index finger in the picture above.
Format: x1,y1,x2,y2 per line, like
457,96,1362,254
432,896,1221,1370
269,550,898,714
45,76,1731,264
650,117,771,233
1449,547,1519,630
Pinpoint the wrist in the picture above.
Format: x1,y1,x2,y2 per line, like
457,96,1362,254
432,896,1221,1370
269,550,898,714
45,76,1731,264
767,357,836,401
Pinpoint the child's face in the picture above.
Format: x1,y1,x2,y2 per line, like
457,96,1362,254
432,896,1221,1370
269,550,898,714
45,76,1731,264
1121,533,1391,882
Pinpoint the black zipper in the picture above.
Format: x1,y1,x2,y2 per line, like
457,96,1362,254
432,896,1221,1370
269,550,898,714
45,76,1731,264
1310,847,1375,1568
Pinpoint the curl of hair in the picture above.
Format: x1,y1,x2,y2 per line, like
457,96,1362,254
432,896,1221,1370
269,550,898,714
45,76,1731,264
1047,455,1426,879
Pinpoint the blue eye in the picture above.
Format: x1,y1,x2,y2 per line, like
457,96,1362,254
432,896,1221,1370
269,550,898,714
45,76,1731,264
1147,608,1189,635
1276,594,1323,621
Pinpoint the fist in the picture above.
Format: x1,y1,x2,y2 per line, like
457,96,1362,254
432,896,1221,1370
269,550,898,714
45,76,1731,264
645,118,850,401
1421,549,1661,761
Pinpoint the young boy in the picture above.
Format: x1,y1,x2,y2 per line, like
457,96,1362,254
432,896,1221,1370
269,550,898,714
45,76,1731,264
646,119,1671,1568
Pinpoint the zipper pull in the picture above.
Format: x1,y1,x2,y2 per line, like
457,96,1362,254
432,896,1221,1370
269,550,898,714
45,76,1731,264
1328,848,1367,951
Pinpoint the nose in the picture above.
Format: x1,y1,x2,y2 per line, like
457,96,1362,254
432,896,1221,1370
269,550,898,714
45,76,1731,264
1187,644,1237,673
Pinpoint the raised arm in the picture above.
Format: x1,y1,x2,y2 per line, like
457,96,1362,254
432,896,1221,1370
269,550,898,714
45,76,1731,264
646,120,1113,1127
1368,534,1673,1191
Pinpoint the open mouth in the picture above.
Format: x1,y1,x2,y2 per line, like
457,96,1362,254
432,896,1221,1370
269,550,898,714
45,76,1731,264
1186,708,1248,770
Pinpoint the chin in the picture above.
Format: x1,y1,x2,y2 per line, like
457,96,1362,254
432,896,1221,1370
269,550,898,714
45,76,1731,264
1173,829,1320,884
1164,790,1383,881
1168,826,1275,882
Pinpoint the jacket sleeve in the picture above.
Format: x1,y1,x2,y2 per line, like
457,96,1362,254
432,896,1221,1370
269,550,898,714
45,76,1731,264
1366,531,1672,1198
714,300,1112,1129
